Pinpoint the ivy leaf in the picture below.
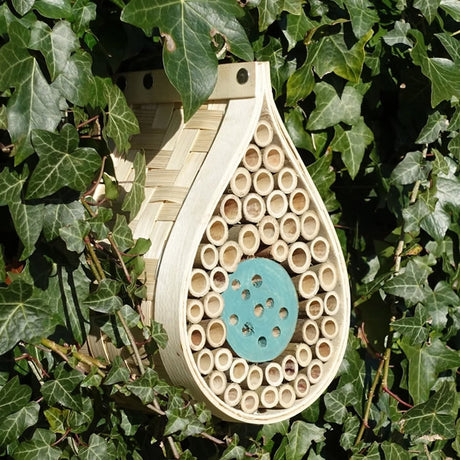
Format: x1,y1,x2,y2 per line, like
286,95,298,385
121,0,253,120
72,0,97,37
126,368,159,405
400,382,456,438
219,434,245,460
14,430,61,460
29,20,78,81
400,338,460,404
383,20,412,47
307,82,363,130
121,152,145,221
283,10,312,51
421,281,459,330
413,0,441,24
27,124,101,199
307,152,338,211
78,433,117,460
104,356,130,385
440,0,460,20
420,200,450,240
7,59,62,163
42,201,86,241
331,117,373,179
104,84,139,153
324,383,360,423
402,199,431,233
0,402,40,449
285,421,325,460
0,376,32,418
44,407,69,435
391,151,430,185
150,320,168,349
111,215,134,253
257,0,282,31
286,59,315,105
392,305,428,344
343,0,379,38
416,111,449,143
82,279,123,314
33,0,72,19
59,220,90,253
381,441,411,460
435,32,460,63
11,0,35,15
0,281,57,355
435,175,460,208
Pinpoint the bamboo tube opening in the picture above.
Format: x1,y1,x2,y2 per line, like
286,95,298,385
194,244,219,270
254,119,273,147
263,362,283,387
209,266,229,293
279,213,301,244
219,241,243,272
205,319,227,348
310,263,337,291
188,324,206,351
266,190,288,218
243,193,266,223
187,299,204,323
293,271,320,299
277,384,296,409
257,386,279,408
219,194,242,225
203,292,224,318
263,144,285,173
207,370,227,396
281,355,298,382
245,365,264,390
315,338,332,362
286,242,311,275
309,237,330,263
205,216,228,246
300,211,320,240
252,168,274,196
307,359,323,384
289,189,310,215
212,348,233,372
301,319,320,345
243,144,262,172
239,224,260,255
320,316,338,339
293,374,310,398
230,167,252,197
322,291,339,315
276,167,298,194
302,296,323,320
240,391,259,414
224,383,242,407
230,358,249,383
258,216,279,245
285,343,312,368
189,269,210,298
194,348,214,375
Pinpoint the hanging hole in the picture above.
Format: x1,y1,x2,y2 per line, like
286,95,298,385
251,274,263,288
254,304,264,317
279,307,288,319
272,327,280,338
258,336,267,347
229,314,239,325
237,67,249,84
232,279,240,290
143,73,153,89
242,289,251,300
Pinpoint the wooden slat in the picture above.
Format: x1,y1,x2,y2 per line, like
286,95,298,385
150,186,188,203
145,169,180,187
166,129,199,170
174,152,206,187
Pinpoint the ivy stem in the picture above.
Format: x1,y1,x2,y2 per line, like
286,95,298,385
381,318,395,390
167,436,180,460
85,238,105,281
116,310,145,376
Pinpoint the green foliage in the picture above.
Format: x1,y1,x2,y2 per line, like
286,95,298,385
0,0,460,458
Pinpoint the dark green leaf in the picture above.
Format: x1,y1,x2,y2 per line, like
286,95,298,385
383,20,411,47
72,0,97,37
121,152,145,221
283,10,313,50
112,214,134,253
14,431,61,460
42,201,86,241
0,403,39,448
104,356,130,385
324,383,359,423
219,434,245,460
390,151,429,185
286,60,315,105
126,368,159,404
413,0,441,24
0,376,32,418
343,0,379,38
421,281,459,330
416,111,449,143
59,219,90,253
83,278,123,314
33,0,72,19
393,305,428,344
440,0,460,20
381,441,411,460
420,201,450,240
286,421,325,460
435,32,460,63
78,433,117,460
151,320,168,349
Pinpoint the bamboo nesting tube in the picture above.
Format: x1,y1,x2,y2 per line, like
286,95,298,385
229,358,249,384
189,269,210,298
228,224,260,256
243,365,264,390
261,362,284,387
240,391,259,414
224,383,242,407
318,316,338,340
292,271,320,299
256,239,289,263
256,386,279,408
204,216,228,246
308,236,330,263
289,188,310,215
203,319,227,348
309,263,337,292
188,324,206,351
252,168,274,196
279,213,301,244
219,241,243,272
254,119,274,147
243,193,266,223
292,319,320,346
207,370,227,396
230,167,252,197
293,374,310,398
299,296,323,320
319,291,339,316
209,266,229,293
212,348,233,372
243,144,263,172
194,244,218,270
219,194,242,225
275,167,298,194
275,354,299,382
285,242,311,275
187,299,204,323
194,348,214,375
203,292,224,318
277,384,296,409
300,210,320,241
314,338,333,362
284,343,312,368
258,215,280,245
263,144,285,173
307,359,323,384
266,190,288,218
